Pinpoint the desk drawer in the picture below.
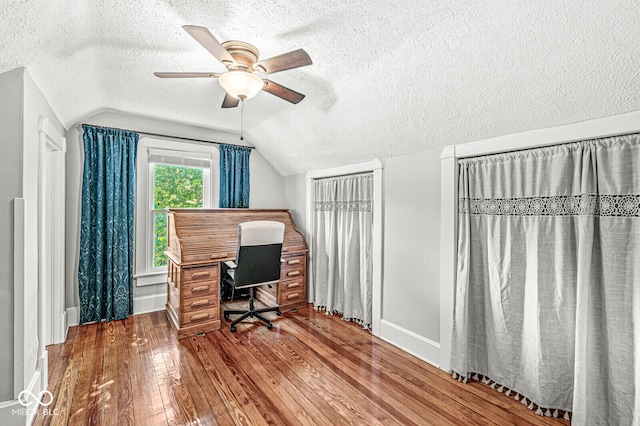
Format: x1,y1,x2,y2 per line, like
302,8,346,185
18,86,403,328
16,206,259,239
182,280,219,300
281,255,305,279
281,288,305,304
181,306,218,326
182,294,218,313
280,276,305,303
181,265,219,284
280,278,304,292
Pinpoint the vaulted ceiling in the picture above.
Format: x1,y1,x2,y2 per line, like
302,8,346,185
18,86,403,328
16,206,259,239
2,1,639,175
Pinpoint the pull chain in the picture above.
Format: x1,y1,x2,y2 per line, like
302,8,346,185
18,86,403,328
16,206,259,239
240,99,244,141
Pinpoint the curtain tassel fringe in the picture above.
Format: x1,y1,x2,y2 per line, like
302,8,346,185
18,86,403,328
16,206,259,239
457,372,572,421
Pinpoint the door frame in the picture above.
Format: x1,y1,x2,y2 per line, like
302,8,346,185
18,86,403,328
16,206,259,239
305,159,384,335
38,116,66,349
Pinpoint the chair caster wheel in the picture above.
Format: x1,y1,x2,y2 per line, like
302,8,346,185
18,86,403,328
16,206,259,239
230,326,236,332
266,323,273,330
276,310,282,316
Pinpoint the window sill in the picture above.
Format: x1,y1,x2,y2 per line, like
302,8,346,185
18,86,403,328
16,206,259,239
134,270,167,287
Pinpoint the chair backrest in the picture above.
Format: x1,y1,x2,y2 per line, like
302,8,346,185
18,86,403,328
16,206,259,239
234,221,285,288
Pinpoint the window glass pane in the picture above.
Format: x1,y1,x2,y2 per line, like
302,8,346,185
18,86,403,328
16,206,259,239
153,212,168,268
153,164,204,209
151,163,206,269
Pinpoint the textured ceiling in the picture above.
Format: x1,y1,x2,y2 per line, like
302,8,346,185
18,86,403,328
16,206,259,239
1,1,640,175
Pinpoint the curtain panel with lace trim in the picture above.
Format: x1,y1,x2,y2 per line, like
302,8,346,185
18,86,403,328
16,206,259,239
451,133,640,425
312,173,373,328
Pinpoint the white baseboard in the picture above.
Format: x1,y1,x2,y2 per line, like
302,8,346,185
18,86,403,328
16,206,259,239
65,293,166,329
0,358,48,426
66,307,79,327
378,319,440,368
66,293,166,327
60,310,68,343
133,293,167,315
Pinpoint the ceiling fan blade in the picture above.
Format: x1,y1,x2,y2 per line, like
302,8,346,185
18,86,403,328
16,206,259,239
221,93,240,108
154,72,220,78
253,49,312,75
182,25,236,65
262,79,305,104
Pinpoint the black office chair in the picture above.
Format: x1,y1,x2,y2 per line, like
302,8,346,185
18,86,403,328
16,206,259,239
223,220,285,332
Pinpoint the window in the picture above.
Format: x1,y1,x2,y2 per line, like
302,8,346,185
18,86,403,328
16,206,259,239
150,163,206,268
135,142,215,285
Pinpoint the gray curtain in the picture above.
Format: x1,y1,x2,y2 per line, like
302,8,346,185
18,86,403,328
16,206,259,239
312,173,373,328
451,133,640,425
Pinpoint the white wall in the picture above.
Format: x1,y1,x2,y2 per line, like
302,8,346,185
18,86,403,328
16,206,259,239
382,151,441,341
65,111,284,314
0,68,24,402
249,147,286,209
0,67,65,424
23,67,66,393
283,173,307,236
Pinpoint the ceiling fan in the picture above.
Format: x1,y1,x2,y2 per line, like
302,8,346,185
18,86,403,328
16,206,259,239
155,25,312,108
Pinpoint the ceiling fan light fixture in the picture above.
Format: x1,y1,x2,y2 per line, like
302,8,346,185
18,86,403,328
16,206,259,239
218,71,264,100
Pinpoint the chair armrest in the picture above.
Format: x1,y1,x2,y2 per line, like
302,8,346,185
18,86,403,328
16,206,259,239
224,260,237,269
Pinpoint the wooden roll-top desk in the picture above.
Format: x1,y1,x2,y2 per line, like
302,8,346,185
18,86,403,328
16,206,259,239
165,209,308,338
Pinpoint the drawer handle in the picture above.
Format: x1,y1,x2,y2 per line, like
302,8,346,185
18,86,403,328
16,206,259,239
286,293,300,300
210,253,227,259
287,259,301,265
191,285,210,293
286,282,301,289
191,271,210,279
287,271,301,277
282,248,289,252
190,300,210,308
190,313,210,322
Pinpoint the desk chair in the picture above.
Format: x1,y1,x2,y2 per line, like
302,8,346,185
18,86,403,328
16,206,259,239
223,221,285,332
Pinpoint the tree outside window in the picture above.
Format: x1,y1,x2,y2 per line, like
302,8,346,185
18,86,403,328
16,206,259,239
152,164,204,267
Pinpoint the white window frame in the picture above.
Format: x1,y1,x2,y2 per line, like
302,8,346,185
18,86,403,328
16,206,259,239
135,138,217,286
148,159,211,273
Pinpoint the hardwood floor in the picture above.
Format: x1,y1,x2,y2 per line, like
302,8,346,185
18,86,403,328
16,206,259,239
34,308,569,425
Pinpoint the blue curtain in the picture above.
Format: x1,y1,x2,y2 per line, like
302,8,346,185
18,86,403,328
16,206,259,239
219,143,251,208
79,125,138,323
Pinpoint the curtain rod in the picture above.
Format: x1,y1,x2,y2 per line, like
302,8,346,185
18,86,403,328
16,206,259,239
79,123,255,150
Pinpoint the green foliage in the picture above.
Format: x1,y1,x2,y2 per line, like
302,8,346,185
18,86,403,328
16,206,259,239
153,164,204,267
